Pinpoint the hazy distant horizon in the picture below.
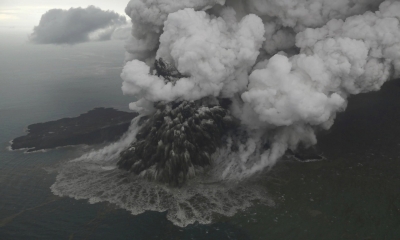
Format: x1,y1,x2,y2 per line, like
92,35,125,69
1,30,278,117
0,0,128,29
0,28,133,116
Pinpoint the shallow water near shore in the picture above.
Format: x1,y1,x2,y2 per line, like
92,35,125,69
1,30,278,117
1,32,399,239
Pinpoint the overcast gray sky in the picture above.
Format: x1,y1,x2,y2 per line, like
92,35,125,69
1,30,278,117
0,0,129,30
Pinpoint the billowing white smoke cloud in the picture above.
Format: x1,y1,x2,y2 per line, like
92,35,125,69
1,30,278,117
243,1,399,127
123,0,226,61
122,8,265,103
121,0,400,179
246,0,386,54
30,6,128,44
243,0,383,29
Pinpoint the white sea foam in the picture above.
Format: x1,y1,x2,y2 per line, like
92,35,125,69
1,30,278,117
24,149,49,154
51,117,274,227
51,164,273,227
6,141,31,152
6,140,17,151
7,139,88,153
291,155,327,163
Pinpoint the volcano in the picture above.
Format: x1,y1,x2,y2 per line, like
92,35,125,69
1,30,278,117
118,59,238,186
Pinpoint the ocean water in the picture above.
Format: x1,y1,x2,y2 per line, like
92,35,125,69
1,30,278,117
1,31,399,239
0,31,256,239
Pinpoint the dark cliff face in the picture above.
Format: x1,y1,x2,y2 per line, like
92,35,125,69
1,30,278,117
118,98,237,187
11,108,137,152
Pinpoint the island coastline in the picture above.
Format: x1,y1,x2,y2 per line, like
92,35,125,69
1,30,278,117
10,107,138,153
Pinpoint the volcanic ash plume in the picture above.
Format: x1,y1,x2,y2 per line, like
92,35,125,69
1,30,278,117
117,0,400,183
51,0,400,227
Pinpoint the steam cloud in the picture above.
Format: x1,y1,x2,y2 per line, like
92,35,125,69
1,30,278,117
30,6,129,44
121,0,400,179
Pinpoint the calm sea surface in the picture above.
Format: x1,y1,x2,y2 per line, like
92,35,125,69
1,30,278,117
0,31,399,239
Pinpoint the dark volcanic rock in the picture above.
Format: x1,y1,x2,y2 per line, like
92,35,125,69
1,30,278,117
11,108,137,152
118,59,238,186
118,98,238,187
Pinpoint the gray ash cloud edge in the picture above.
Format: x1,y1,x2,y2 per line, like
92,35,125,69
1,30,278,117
30,5,129,44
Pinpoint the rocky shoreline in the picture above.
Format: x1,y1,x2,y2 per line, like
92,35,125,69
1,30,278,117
11,108,138,152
